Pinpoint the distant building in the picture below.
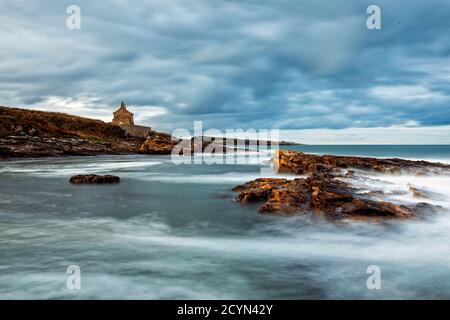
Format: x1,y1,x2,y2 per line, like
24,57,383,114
112,101,152,138
113,101,134,126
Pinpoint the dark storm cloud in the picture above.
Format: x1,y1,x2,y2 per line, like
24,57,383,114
1,0,449,131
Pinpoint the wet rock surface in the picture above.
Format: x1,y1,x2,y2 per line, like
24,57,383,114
69,174,120,184
139,130,179,155
139,135,245,155
0,135,143,158
233,149,447,220
233,174,440,220
275,149,450,176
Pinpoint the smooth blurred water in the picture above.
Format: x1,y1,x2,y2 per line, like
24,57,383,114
0,146,449,299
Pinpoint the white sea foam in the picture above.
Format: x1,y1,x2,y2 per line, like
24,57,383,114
1,208,450,299
133,171,300,184
0,160,164,175
345,172,450,209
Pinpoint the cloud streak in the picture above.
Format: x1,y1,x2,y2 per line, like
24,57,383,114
0,0,449,142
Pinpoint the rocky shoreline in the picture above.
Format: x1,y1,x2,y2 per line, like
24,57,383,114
0,106,179,159
0,133,264,158
2,106,449,222
0,131,294,159
0,135,144,158
232,149,449,221
0,106,298,159
274,149,450,176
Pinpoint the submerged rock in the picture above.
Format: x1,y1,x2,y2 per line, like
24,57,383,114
69,174,120,184
407,184,446,201
409,185,429,199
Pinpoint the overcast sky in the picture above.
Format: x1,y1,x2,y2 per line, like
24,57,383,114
1,0,450,143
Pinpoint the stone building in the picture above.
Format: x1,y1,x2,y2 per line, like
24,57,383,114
112,101,152,138
112,101,134,126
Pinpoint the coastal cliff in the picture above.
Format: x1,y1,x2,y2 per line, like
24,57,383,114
0,106,299,158
0,106,158,158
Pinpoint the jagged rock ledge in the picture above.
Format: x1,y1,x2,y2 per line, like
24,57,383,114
233,174,439,220
0,135,143,158
1,106,301,158
232,149,448,220
139,135,278,155
274,149,450,176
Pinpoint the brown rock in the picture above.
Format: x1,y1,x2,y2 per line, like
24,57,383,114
139,131,179,155
139,134,236,155
274,149,450,176
233,173,440,219
69,174,120,184
139,139,176,154
233,150,447,221
233,178,288,203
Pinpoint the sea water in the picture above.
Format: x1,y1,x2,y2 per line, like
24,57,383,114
0,145,449,299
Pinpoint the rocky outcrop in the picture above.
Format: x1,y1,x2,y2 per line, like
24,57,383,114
139,134,234,155
274,149,450,176
139,139,177,154
0,106,146,158
139,131,179,155
138,134,302,156
233,174,439,219
233,149,448,220
69,174,120,184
